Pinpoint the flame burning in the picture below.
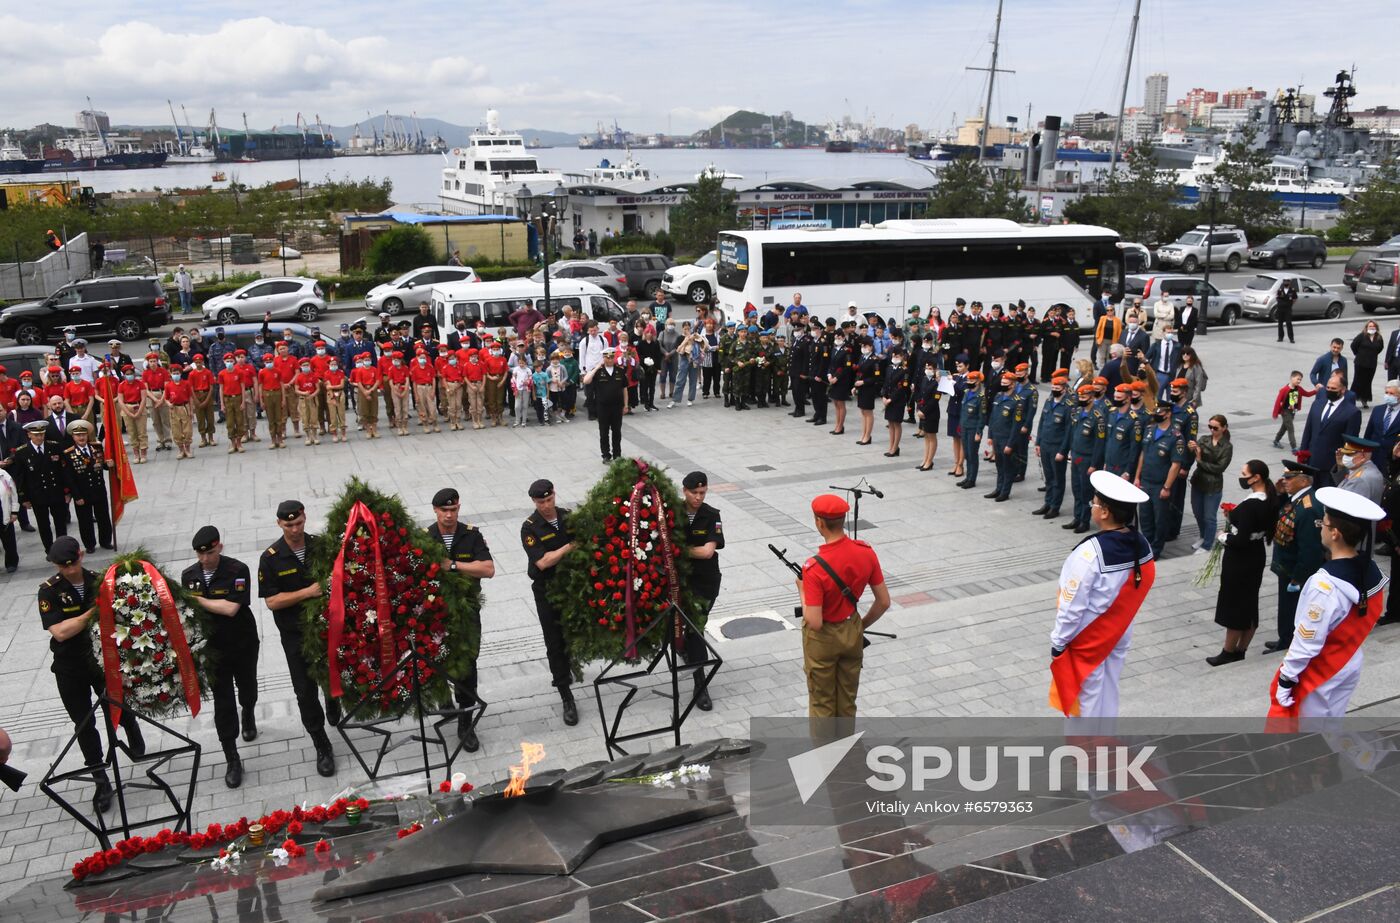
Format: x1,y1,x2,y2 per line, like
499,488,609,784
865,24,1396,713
504,742,546,798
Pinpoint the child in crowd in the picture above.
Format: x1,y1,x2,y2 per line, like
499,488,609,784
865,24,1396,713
547,353,570,424
510,357,534,427
557,345,580,419
1271,369,1314,450
531,358,552,425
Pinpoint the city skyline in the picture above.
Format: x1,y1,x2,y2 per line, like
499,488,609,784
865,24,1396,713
1,1,1395,136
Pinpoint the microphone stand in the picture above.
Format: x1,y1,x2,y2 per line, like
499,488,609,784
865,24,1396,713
828,478,882,540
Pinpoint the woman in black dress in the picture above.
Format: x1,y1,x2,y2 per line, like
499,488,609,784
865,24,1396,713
852,339,882,445
881,348,911,457
826,330,855,435
1208,459,1279,666
1350,319,1383,408
946,358,968,478
914,362,942,471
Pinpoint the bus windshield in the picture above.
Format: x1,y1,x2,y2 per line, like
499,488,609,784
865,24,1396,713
717,235,749,291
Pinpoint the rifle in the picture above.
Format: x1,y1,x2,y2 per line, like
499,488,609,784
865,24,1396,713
767,544,896,641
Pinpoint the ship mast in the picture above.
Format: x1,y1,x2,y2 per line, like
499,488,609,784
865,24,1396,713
1109,0,1143,171
966,0,1013,164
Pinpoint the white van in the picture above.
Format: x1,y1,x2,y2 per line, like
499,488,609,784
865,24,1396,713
428,278,628,331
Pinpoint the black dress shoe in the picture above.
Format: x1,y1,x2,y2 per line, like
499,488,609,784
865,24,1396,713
241,708,258,742
1031,506,1049,516
1013,475,1025,482
314,741,336,777
224,755,244,789
1374,614,1400,626
1262,640,1290,653
94,780,114,814
984,491,1000,499
695,687,713,711
126,723,146,759
1205,650,1245,667
1037,485,1047,492
994,494,1009,502
84,545,96,554
19,524,35,533
561,697,579,726
1044,510,1060,519
1073,524,1090,533
960,481,976,489
883,450,899,457
1062,521,1079,530
458,715,480,752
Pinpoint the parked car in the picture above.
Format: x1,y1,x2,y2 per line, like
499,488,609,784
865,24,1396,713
202,277,326,326
0,275,170,345
1153,225,1248,273
0,345,65,382
1356,258,1400,312
1238,273,1345,321
1124,274,1246,326
660,250,719,304
202,322,317,354
599,253,676,298
528,260,628,300
364,266,480,315
1120,242,1152,274
1247,233,1328,270
1343,248,1400,291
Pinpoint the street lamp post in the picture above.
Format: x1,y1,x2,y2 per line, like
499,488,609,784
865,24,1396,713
1197,181,1230,338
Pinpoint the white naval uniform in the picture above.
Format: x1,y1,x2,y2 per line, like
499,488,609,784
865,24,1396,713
1281,562,1389,718
1051,531,1153,719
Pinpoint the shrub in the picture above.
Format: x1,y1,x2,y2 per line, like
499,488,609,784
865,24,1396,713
366,225,438,274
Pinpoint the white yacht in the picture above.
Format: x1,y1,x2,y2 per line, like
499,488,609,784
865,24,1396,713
566,149,653,184
167,142,216,164
439,110,567,216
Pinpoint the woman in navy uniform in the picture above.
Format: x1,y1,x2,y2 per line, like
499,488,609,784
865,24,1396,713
852,338,883,446
826,329,855,435
183,526,260,788
957,371,987,489
426,487,494,750
881,348,911,458
914,361,942,471
258,500,337,777
39,537,145,814
520,479,579,725
680,471,724,711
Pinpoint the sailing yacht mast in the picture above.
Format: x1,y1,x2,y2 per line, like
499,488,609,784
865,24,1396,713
976,0,1004,164
1110,0,1143,171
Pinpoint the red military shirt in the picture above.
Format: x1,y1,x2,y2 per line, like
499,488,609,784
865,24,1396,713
217,368,244,396
350,366,381,391
322,368,346,391
117,379,147,406
463,356,486,382
237,362,256,389
293,370,321,396
800,536,884,623
65,380,95,407
0,377,19,412
384,364,409,389
141,366,170,393
273,354,298,386
408,360,437,386
483,353,508,378
188,366,214,392
311,353,332,375
257,366,282,392
165,379,193,405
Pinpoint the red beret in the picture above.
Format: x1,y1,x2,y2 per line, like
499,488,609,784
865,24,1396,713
0,365,6,374
1114,382,1131,393
1076,383,1095,395
121,364,134,372
811,494,849,518
1170,377,1189,388
234,349,247,357
1052,368,1069,378
1000,372,1016,383
1051,375,1069,386
1092,376,1108,386
46,365,62,374
966,371,984,382
69,365,81,372
1014,362,1029,372
1130,381,1147,392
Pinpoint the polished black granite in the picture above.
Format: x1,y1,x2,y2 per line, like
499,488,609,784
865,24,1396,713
10,728,1400,921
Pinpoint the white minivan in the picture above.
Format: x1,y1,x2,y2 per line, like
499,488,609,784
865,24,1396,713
428,278,627,332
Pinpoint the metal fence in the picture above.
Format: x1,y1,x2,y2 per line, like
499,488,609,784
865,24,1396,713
99,229,340,281
0,231,92,301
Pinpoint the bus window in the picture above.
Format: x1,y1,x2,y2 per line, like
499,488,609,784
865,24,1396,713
450,302,481,324
1098,253,1123,300
482,300,515,327
543,296,583,316
591,295,623,322
717,234,750,290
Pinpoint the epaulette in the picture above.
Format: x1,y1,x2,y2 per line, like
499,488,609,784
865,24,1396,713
1301,496,1313,509
265,546,278,556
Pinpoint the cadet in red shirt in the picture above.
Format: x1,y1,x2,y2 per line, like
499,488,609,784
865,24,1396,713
217,354,246,453
798,494,890,719
272,342,301,436
64,366,96,423
257,355,288,449
350,352,383,439
0,365,19,413
293,358,322,446
41,366,67,408
187,356,217,447
323,355,348,443
141,353,173,452
309,340,333,435
235,351,260,444
384,351,410,436
117,364,150,463
165,363,196,458
433,349,463,430
463,348,488,429
408,349,440,434
482,338,509,427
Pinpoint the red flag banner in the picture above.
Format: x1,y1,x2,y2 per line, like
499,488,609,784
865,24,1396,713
100,384,138,525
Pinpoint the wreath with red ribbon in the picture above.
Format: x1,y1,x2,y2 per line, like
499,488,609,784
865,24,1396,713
87,549,213,723
549,457,701,672
302,478,483,718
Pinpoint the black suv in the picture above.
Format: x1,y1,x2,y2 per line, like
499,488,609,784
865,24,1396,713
1247,234,1328,270
0,275,170,345
600,253,676,298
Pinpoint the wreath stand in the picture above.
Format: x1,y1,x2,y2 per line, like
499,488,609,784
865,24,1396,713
592,602,722,760
332,648,487,794
39,695,202,850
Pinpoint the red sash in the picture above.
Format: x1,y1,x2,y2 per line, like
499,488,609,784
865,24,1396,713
1049,561,1156,716
325,502,394,697
1267,587,1384,729
97,561,202,728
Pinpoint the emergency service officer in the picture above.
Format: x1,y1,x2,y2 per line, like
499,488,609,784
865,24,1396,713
183,525,260,788
426,487,494,751
680,471,724,712
520,479,579,725
799,494,890,718
39,536,145,814
258,500,336,777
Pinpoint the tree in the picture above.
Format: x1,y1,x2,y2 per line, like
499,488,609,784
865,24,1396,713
1343,157,1400,242
925,157,1029,220
1205,121,1283,234
366,225,437,274
1082,142,1184,244
669,174,738,255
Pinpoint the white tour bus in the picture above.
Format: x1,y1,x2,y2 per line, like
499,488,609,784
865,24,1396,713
715,219,1125,323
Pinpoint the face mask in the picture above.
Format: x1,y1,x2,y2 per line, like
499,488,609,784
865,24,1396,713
254,339,264,346
1155,414,1170,425
1127,323,1139,332
418,357,428,366
1239,476,1254,489
1165,334,1176,343
123,373,134,381
1369,328,1379,336
834,339,845,348
991,361,1003,371
456,324,466,331
328,363,339,372
1051,389,1063,399
1342,455,1359,469
224,362,234,370
300,365,311,374
1327,389,1341,401
393,359,403,367
924,369,935,378
449,358,459,366
1386,394,1399,406
891,358,902,366
170,373,181,382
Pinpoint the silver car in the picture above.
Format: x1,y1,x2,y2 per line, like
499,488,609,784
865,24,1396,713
1154,225,1248,273
203,277,326,325
529,260,628,300
364,265,480,315
1238,273,1345,321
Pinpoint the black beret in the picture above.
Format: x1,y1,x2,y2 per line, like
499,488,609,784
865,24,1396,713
48,536,81,565
432,487,459,508
528,479,554,499
276,499,305,521
682,471,708,490
192,525,220,552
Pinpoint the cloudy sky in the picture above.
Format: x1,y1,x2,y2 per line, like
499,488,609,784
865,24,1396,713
2,0,1394,134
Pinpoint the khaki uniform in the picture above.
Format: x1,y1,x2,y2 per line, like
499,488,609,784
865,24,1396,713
484,378,505,425
802,617,863,718
413,382,439,432
170,402,193,447
150,400,171,447
123,404,149,453
242,388,258,440
263,388,286,440
193,388,216,443
389,385,410,435
443,380,464,429
466,380,485,428
224,398,244,441
325,389,346,432
298,391,321,444
358,390,379,428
